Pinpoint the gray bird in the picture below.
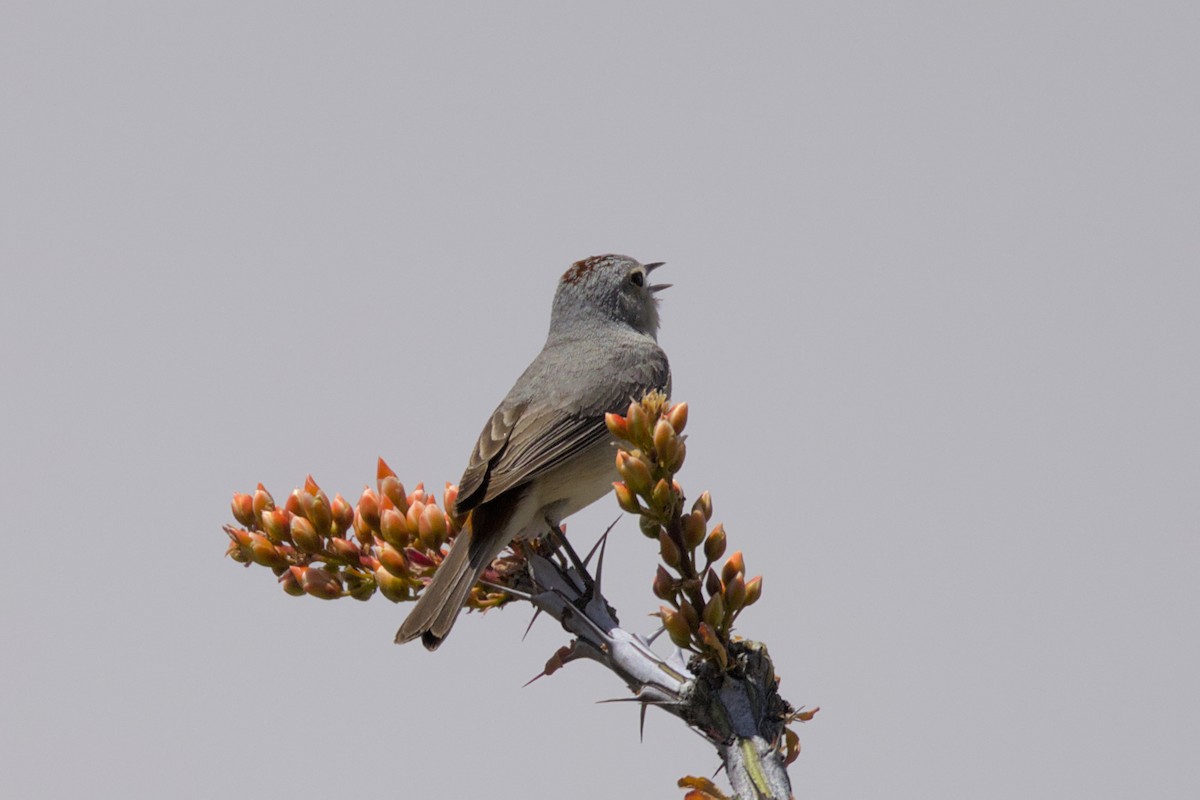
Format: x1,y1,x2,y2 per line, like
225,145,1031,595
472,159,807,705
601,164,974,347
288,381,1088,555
396,255,671,650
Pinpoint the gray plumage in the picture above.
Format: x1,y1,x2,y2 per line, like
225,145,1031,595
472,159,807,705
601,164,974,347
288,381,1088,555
396,255,671,650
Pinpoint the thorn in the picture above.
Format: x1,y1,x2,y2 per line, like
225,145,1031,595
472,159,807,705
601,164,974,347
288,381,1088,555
522,607,543,641
591,518,618,594
646,624,666,645
639,702,648,743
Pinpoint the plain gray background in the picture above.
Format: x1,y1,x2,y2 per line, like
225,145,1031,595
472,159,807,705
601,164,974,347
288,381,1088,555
2,3,1197,798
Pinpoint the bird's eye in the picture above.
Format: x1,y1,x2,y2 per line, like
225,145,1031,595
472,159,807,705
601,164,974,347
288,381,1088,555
630,271,645,287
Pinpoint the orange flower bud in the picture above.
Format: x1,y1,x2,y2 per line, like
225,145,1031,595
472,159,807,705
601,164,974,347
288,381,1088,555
307,492,333,537
328,537,360,563
613,482,641,514
650,478,674,511
605,412,630,441
331,494,354,534
652,417,675,455
379,543,409,577
704,524,727,563
664,438,686,474
278,568,306,597
261,508,291,544
379,475,407,514
248,533,288,568
442,483,460,517
667,402,688,435
290,516,322,554
627,401,650,446
379,507,408,548
303,474,321,496
251,484,275,517
722,551,745,586
661,607,692,649
682,510,706,550
697,623,728,668
418,505,448,550
744,575,763,606
284,490,303,516
231,493,256,527
375,566,407,602
358,487,381,529
725,573,746,611
616,451,653,496
298,566,342,600
658,530,681,569
692,491,712,521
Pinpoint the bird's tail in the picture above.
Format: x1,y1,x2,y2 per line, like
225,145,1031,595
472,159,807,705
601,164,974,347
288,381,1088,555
394,516,504,650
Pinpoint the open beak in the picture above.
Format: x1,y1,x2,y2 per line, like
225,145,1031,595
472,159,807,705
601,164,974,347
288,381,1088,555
644,261,672,293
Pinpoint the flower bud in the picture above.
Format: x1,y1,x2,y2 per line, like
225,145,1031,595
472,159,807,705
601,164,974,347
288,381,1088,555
639,516,662,539
442,483,460,518
298,566,343,600
375,566,407,602
650,478,674,511
379,475,407,514
658,530,681,569
652,565,675,600
307,492,333,537
605,412,630,441
379,506,408,548
231,493,256,527
379,543,409,577
667,402,688,435
328,537,360,563
661,607,692,649
251,484,275,517
653,418,680,467
358,487,381,529
248,533,288,568
705,568,723,598
682,510,707,550
744,575,763,606
704,524,727,563
725,573,746,611
331,494,354,535
278,568,306,597
613,482,641,514
290,516,322,554
702,592,726,631
343,572,375,601
284,490,303,516
303,474,321,496
664,438,686,473
418,505,448,550
261,508,291,544
616,451,653,496
627,401,650,446
783,728,800,767
722,551,745,586
692,491,712,521
678,599,699,632
405,499,426,536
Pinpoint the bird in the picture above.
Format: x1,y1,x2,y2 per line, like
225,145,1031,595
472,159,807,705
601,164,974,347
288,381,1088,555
395,254,671,650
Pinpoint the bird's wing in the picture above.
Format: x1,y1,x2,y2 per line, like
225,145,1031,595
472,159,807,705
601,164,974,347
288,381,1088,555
454,346,669,515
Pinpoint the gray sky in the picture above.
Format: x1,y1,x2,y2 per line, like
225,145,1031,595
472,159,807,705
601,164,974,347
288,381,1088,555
2,3,1197,798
